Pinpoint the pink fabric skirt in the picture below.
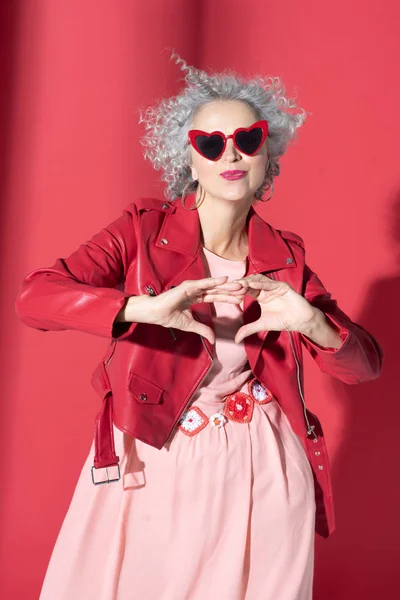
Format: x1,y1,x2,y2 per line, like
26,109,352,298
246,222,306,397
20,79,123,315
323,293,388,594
39,392,316,600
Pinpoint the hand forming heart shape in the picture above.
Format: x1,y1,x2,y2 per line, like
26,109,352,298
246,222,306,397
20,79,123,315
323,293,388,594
209,274,318,344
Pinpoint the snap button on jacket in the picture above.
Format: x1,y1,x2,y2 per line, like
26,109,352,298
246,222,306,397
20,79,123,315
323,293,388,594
15,196,384,538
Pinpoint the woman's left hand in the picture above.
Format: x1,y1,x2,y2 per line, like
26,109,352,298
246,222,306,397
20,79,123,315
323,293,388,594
211,274,320,344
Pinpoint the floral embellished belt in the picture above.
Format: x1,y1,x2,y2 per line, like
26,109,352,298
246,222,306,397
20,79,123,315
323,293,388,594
178,377,275,437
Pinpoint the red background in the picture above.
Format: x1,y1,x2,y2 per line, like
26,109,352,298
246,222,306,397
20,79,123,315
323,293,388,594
1,1,398,598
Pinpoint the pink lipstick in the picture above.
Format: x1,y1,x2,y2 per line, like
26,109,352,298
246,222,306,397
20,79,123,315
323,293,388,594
220,170,247,181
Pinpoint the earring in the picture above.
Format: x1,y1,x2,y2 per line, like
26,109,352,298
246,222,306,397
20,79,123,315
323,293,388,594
261,181,274,202
181,180,205,210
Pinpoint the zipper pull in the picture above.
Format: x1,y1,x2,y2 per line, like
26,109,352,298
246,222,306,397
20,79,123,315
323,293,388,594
307,424,318,441
145,285,156,296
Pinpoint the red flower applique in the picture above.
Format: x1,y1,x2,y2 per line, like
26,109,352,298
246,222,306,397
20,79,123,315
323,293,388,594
224,392,254,424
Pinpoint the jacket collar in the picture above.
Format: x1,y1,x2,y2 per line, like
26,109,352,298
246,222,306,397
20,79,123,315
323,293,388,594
156,193,297,274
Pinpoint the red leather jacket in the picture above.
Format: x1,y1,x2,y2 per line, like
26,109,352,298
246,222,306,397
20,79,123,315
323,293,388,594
15,196,383,538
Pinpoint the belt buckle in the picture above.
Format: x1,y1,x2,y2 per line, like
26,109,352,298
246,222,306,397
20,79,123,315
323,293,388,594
91,463,121,485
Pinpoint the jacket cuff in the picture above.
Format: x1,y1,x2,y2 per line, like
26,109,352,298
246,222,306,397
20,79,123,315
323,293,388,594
53,291,138,340
108,295,138,340
111,300,138,340
300,312,351,355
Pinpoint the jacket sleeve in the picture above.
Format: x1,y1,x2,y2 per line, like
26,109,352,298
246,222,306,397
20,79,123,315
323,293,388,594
300,263,384,384
15,203,139,340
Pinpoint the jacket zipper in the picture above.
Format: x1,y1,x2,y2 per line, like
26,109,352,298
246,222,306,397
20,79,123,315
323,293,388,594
146,283,214,444
268,272,317,441
106,341,117,366
164,335,214,445
288,330,317,441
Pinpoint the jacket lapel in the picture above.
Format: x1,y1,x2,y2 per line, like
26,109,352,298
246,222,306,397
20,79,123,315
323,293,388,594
241,207,298,367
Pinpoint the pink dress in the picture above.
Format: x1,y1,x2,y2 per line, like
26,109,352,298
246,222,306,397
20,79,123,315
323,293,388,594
39,248,316,600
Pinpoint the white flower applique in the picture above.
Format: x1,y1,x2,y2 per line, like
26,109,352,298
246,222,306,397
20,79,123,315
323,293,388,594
249,378,273,405
210,413,227,429
178,406,209,436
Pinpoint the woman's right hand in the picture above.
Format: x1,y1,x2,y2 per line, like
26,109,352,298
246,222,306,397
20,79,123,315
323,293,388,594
124,277,242,345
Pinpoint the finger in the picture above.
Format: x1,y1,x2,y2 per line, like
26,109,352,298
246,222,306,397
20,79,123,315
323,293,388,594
207,283,258,299
246,288,260,299
220,283,258,299
184,321,215,345
245,280,277,290
190,291,244,305
202,294,243,304
234,320,266,344
206,286,245,296
210,282,244,292
232,274,266,284
185,276,228,291
216,288,248,297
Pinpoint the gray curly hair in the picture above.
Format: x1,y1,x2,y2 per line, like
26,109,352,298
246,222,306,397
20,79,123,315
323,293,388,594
138,50,308,201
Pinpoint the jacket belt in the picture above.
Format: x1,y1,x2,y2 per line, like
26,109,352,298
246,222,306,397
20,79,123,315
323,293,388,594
93,392,119,469
91,361,120,471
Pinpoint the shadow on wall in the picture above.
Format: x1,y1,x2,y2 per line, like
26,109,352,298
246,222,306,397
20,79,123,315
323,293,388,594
313,190,400,599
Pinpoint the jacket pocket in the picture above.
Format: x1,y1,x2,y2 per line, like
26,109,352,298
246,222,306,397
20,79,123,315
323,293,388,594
127,372,164,405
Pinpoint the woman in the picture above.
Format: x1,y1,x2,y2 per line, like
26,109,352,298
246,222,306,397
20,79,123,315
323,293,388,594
15,52,383,600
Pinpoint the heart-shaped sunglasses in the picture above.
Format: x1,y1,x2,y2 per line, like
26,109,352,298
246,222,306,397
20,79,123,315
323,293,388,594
188,120,268,161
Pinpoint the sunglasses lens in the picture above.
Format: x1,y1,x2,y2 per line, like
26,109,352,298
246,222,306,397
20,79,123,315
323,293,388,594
235,127,263,155
195,134,224,160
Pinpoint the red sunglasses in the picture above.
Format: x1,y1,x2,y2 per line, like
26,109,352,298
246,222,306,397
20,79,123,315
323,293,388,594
188,120,268,161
